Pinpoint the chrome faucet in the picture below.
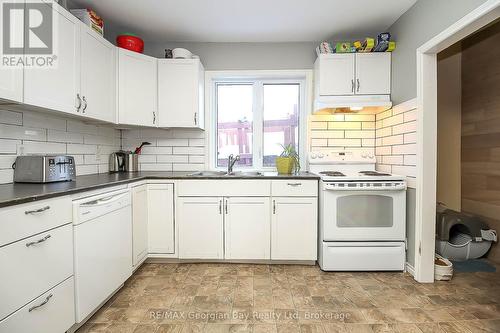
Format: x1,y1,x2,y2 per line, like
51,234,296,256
227,154,240,174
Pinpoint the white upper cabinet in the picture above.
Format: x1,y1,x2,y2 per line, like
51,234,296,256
118,48,157,127
157,59,204,129
355,53,391,95
316,54,355,96
314,53,391,96
224,197,270,260
80,26,116,123
147,184,175,254
24,3,81,115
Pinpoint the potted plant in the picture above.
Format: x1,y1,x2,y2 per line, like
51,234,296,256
275,144,300,174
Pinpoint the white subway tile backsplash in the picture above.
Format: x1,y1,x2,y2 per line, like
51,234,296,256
0,169,14,184
189,155,205,164
328,122,361,130
140,163,173,171
404,132,417,144
0,123,46,141
0,110,22,125
376,146,392,156
67,143,97,155
392,143,417,155
173,146,204,155
344,114,375,122
362,139,375,147
22,141,66,154
76,164,99,176
0,155,16,169
310,130,344,139
404,154,417,166
310,114,344,122
310,122,328,130
48,129,84,144
24,111,67,131
157,139,189,147
141,146,173,155
345,130,375,139
383,155,404,165
0,139,20,153
362,122,375,130
382,114,404,128
404,109,418,122
138,155,156,163
310,138,328,147
376,126,392,138
382,135,404,146
393,121,417,135
377,109,392,121
189,138,205,147
392,165,417,177
328,138,362,147
157,155,189,163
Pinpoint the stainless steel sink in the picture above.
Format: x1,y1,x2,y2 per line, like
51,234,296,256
188,171,227,177
188,171,264,177
228,171,264,177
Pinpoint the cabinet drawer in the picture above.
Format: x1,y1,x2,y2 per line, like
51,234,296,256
271,180,318,197
0,277,75,333
178,180,271,197
0,224,73,320
0,196,72,247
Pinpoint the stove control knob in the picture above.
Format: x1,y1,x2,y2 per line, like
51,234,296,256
362,154,367,159
310,153,317,159
368,154,375,159
318,153,324,158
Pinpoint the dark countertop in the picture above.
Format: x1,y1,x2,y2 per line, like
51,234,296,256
0,171,319,208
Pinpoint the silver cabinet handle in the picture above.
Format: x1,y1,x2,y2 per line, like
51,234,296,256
76,94,82,112
357,78,360,92
287,183,302,187
194,112,197,125
29,294,53,312
219,200,222,215
26,234,51,247
25,205,50,215
225,199,228,214
82,96,88,113
351,79,354,93
153,111,156,124
273,200,276,214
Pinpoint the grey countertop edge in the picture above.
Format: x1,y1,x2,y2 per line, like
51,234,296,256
0,172,319,208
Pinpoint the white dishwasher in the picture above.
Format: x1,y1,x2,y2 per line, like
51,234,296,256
73,188,132,323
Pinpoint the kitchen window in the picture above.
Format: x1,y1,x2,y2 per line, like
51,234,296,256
209,74,308,170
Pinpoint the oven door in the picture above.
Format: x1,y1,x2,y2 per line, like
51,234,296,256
321,182,406,241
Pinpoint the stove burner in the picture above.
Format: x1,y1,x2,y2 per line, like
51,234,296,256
319,171,345,177
359,171,391,176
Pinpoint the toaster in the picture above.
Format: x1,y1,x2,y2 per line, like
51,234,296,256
13,155,76,183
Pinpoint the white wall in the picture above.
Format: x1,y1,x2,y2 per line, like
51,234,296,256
388,0,487,104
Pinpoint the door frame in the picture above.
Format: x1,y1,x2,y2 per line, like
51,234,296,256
415,0,500,282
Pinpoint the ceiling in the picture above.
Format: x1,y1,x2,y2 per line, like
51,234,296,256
70,0,417,42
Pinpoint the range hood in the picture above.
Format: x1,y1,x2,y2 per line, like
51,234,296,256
313,95,392,113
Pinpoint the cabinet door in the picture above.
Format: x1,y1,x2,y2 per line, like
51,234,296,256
80,26,116,123
147,184,174,254
224,197,270,260
118,48,157,126
355,53,391,95
0,66,22,103
178,197,223,259
24,3,80,114
271,197,317,260
317,54,355,96
157,59,204,128
132,185,148,266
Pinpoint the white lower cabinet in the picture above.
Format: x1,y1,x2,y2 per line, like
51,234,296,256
271,197,318,260
132,184,148,266
0,277,75,333
225,197,270,260
178,197,224,259
147,184,175,254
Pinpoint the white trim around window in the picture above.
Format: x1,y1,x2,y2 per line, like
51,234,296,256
204,70,313,171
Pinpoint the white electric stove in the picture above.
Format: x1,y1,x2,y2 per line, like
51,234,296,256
310,150,407,271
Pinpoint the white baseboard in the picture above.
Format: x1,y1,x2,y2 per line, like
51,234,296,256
406,262,416,276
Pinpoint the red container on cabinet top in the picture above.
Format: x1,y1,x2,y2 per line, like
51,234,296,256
116,34,144,53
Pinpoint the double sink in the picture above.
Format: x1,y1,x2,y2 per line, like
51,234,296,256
189,171,264,177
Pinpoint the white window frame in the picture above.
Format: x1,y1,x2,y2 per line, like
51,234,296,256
204,70,313,171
